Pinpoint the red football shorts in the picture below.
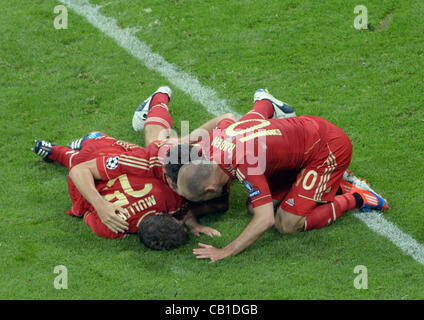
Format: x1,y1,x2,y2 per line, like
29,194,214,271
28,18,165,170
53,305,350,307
279,116,353,216
83,210,126,239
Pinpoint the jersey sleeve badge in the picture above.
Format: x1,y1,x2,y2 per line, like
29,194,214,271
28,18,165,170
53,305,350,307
242,180,261,198
106,156,119,170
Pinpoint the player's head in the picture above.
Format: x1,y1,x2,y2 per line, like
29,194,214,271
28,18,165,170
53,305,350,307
138,214,187,250
177,161,223,202
164,144,202,192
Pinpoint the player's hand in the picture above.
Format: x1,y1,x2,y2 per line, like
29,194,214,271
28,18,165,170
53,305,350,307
96,201,129,233
193,243,228,263
190,225,221,237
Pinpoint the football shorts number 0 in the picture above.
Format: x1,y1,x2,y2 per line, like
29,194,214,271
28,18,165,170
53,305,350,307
302,170,318,191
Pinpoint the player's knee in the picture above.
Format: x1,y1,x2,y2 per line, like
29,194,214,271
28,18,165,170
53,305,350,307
275,219,297,234
223,113,237,122
144,124,168,146
275,210,303,234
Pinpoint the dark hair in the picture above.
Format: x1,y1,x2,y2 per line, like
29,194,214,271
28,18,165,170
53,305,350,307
164,144,202,184
138,215,187,250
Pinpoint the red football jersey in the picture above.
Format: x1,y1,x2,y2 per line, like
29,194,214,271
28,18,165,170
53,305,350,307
95,138,178,183
66,136,183,238
67,173,184,239
199,115,347,208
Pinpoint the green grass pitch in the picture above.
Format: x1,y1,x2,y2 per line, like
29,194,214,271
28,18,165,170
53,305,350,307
0,0,423,299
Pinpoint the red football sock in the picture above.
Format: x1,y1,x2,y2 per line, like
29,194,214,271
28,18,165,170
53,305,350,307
304,193,357,231
49,145,79,168
240,99,274,121
145,93,172,131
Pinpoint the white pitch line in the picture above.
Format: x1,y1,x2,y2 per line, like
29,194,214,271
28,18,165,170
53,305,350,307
57,0,241,119
59,0,424,266
354,211,424,264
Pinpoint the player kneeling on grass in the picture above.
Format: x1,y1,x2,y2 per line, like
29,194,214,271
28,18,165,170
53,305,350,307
167,89,389,261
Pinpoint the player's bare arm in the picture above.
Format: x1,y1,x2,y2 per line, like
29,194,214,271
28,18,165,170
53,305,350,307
177,162,276,261
148,113,236,151
179,113,236,145
193,202,275,262
69,159,129,233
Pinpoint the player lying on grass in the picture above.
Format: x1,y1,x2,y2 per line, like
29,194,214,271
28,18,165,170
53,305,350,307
32,87,234,249
33,132,230,249
167,89,389,262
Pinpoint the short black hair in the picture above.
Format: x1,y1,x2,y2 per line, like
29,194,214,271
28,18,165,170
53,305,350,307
164,144,202,184
138,215,187,250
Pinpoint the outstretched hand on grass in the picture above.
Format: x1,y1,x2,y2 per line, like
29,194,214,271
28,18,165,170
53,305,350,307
193,243,228,263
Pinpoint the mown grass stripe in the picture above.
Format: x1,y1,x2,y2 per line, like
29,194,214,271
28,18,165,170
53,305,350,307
58,0,241,119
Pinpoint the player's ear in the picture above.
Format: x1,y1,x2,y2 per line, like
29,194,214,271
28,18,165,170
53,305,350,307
204,185,219,193
165,175,178,192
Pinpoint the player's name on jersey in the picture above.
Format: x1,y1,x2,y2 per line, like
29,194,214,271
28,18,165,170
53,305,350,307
116,195,157,220
211,136,235,153
113,139,139,150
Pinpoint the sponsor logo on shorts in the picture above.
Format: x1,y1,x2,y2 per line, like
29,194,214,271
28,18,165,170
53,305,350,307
106,156,119,170
285,198,295,206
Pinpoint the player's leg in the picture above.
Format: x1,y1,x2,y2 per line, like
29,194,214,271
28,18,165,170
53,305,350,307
303,193,361,230
274,209,307,234
32,140,78,168
240,89,296,122
275,124,354,233
240,98,274,121
266,172,361,229
276,179,389,233
132,86,173,146
83,211,124,239
56,131,110,167
144,91,173,145
144,123,170,147
274,176,363,234
68,131,108,151
275,121,388,233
